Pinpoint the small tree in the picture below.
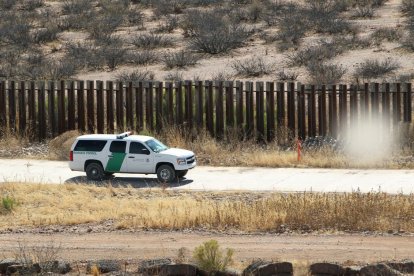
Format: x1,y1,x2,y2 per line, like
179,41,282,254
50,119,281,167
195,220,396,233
193,240,234,273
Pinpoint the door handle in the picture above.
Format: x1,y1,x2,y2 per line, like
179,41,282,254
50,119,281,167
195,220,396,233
128,156,135,159
108,155,113,158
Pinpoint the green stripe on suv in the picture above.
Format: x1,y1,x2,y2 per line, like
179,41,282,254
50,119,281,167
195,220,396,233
105,153,127,172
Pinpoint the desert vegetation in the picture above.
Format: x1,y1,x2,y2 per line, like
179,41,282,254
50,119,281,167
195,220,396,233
0,0,411,83
0,182,413,232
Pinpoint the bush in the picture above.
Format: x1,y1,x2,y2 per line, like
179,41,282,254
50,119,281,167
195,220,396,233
131,33,174,49
127,8,144,27
354,58,400,80
193,240,234,273
2,195,17,213
165,71,184,81
352,6,374,18
307,62,347,84
274,5,307,50
62,0,92,15
33,25,60,44
116,69,155,83
276,70,300,81
0,18,32,48
164,50,199,69
370,27,402,44
151,0,187,16
287,41,343,67
156,15,180,33
184,10,250,54
128,50,158,65
0,0,16,10
21,0,44,11
402,0,414,15
231,56,274,77
100,46,127,70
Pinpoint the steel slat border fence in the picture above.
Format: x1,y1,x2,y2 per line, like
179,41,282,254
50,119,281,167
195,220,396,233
0,80,412,142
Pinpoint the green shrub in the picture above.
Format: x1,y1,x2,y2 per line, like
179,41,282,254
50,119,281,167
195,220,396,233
231,56,274,77
307,62,347,84
2,195,17,213
193,240,234,273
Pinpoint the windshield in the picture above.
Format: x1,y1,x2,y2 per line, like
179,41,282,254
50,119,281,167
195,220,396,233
145,139,168,153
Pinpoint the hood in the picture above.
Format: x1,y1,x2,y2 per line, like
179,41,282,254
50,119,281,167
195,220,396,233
159,148,194,158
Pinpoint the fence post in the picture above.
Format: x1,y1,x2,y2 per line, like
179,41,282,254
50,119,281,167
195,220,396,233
175,81,183,126
116,81,124,132
339,84,348,135
225,81,234,129
8,81,16,133
18,81,26,136
382,83,390,133
394,83,402,124
195,81,203,128
372,83,380,118
77,81,85,132
205,81,214,137
126,82,133,130
57,80,66,134
266,81,275,142
47,81,56,137
155,81,163,131
256,82,265,141
96,81,104,133
318,85,327,136
28,81,37,139
215,81,224,139
0,81,6,133
361,83,369,122
297,84,306,140
106,81,114,133
87,80,95,133
145,81,154,131
235,81,244,134
276,82,285,131
135,81,144,132
67,81,75,130
308,85,316,137
184,80,193,129
165,82,173,125
404,83,412,122
245,81,254,139
287,82,295,135
349,84,358,127
38,81,47,141
329,84,338,138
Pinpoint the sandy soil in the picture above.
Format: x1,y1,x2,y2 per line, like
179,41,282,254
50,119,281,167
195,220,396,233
1,230,413,264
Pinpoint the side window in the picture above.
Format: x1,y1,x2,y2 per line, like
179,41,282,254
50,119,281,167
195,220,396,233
74,140,107,151
110,141,126,153
130,142,149,155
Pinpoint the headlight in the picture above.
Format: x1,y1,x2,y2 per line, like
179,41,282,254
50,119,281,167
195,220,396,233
177,158,186,165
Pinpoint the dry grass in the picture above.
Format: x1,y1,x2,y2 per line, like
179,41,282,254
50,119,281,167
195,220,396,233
0,183,413,233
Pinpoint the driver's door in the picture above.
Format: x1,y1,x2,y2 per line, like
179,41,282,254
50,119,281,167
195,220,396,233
126,142,154,173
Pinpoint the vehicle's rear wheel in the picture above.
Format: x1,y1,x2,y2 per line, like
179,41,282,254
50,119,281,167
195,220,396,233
157,165,176,183
176,170,188,178
86,163,105,181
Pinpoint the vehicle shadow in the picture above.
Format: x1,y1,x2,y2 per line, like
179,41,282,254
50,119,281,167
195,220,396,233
64,176,193,188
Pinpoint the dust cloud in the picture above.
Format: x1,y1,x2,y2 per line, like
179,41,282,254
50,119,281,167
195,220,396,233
343,117,394,163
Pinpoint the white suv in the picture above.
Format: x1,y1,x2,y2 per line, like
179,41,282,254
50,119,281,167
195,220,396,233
69,132,196,182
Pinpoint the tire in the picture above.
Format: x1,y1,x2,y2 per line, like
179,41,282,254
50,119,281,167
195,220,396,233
176,170,188,178
85,162,105,181
157,164,176,183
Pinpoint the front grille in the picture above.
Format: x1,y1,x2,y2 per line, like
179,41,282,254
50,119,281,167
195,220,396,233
186,155,195,164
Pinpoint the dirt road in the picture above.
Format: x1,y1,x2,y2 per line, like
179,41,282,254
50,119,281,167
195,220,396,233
1,159,414,194
1,231,413,264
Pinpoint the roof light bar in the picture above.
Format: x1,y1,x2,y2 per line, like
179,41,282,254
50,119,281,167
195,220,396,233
116,131,132,139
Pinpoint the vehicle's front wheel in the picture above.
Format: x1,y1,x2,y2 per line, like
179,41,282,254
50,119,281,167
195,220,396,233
85,163,105,181
157,165,176,183
176,170,188,178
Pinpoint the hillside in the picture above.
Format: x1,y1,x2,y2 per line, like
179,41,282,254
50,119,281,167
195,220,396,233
0,0,413,84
